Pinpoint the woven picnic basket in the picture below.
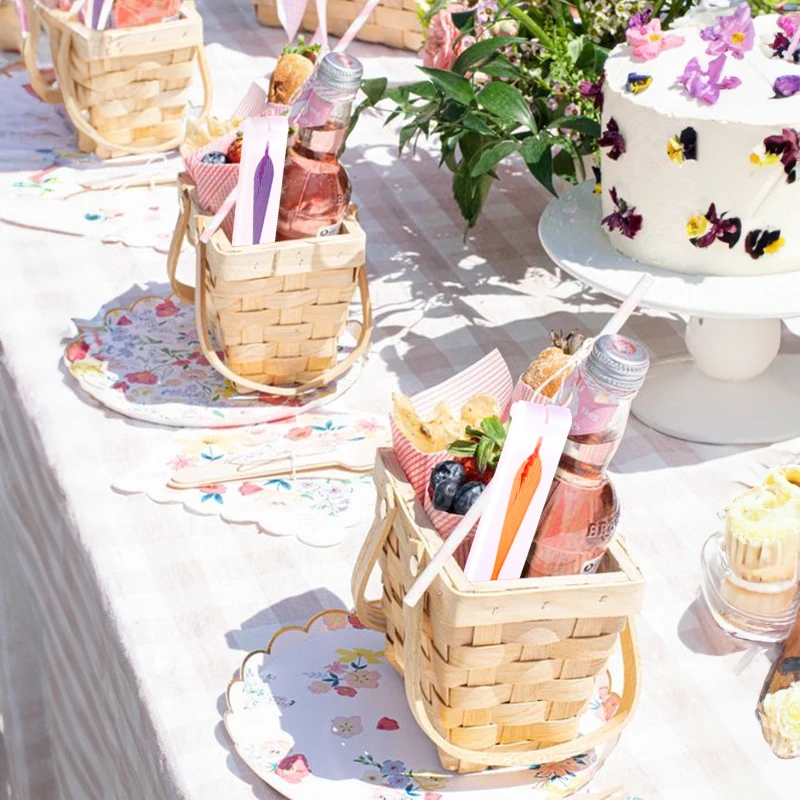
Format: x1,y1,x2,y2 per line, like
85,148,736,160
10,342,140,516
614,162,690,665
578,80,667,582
167,173,372,395
253,0,423,51
352,448,644,774
22,0,212,158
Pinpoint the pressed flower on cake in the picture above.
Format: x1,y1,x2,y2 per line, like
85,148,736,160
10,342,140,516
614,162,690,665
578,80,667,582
601,188,642,239
667,127,697,164
700,4,755,60
626,72,652,93
626,17,684,61
599,118,625,160
745,229,785,259
773,75,800,98
686,203,741,248
760,128,800,183
678,54,741,105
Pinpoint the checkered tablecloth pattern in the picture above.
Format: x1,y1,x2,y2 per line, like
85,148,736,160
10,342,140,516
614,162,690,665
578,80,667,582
2,3,800,798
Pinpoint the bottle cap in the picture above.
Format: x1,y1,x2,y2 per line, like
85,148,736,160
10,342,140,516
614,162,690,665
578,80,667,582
585,334,650,395
316,52,363,95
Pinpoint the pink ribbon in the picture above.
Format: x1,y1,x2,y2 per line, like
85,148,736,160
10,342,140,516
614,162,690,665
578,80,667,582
14,0,29,36
274,0,383,52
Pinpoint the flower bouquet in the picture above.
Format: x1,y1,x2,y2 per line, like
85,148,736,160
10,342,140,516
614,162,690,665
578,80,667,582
357,0,778,230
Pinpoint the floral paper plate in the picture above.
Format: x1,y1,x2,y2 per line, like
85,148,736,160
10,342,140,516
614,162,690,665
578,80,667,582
225,611,631,800
113,412,388,546
65,294,363,428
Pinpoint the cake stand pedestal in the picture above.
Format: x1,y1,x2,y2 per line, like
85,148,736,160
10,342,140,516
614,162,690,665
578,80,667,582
539,182,800,445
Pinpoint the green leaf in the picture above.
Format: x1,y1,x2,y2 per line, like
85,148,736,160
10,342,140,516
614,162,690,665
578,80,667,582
399,122,418,151
567,35,586,66
419,67,475,106
462,112,495,136
480,57,522,79
477,82,535,130
550,115,601,138
441,100,467,123
470,141,518,177
452,36,526,74
480,415,506,445
447,440,477,457
451,9,475,30
360,77,388,105
404,80,438,100
452,169,494,229
521,134,555,195
476,436,493,473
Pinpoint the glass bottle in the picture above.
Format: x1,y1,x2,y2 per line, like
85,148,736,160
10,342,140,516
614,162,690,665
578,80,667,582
525,334,650,577
276,52,363,240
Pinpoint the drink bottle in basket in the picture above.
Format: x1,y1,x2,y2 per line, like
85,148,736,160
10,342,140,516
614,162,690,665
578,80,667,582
525,334,650,577
277,52,363,240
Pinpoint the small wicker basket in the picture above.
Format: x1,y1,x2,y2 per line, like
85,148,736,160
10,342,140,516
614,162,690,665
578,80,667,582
353,448,644,774
167,174,372,396
22,0,212,158
253,0,423,51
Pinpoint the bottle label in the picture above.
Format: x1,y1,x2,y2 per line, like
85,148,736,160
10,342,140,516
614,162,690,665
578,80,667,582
316,222,342,237
570,379,619,435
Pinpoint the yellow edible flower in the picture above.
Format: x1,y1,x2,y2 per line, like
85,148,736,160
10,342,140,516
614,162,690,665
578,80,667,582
765,236,786,254
667,136,684,164
686,215,708,238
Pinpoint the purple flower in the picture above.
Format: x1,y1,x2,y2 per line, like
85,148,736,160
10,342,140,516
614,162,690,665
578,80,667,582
764,128,800,183
689,203,741,249
677,54,741,105
599,118,625,160
774,75,800,98
626,73,652,94
578,72,605,110
745,229,785,259
385,774,410,789
601,188,642,239
779,13,799,38
700,4,754,59
627,7,652,29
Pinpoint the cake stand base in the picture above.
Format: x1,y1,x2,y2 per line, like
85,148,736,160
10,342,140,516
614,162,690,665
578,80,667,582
539,182,800,445
633,353,800,446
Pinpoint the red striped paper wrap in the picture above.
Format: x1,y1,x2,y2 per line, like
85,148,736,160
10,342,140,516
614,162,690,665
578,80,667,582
390,350,514,565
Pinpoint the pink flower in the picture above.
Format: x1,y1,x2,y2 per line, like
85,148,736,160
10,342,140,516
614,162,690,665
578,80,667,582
425,794,443,800
116,315,133,326
626,18,684,61
125,370,158,385
286,426,314,440
700,4,754,59
155,299,180,318
112,381,129,393
238,482,263,496
343,669,381,689
275,754,311,784
422,8,466,71
66,340,90,362
196,357,210,366
377,716,400,731
348,614,366,629
325,661,348,675
331,715,363,738
334,685,357,697
199,483,227,495
308,680,331,694
678,54,741,105
173,359,192,367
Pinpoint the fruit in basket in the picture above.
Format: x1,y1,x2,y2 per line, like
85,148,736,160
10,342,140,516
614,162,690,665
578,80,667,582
392,392,501,454
447,416,508,484
226,132,244,164
201,151,228,165
522,329,585,399
429,461,466,512
452,481,484,515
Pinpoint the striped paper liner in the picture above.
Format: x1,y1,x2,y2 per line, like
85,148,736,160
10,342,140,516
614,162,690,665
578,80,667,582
422,491,476,569
390,348,514,509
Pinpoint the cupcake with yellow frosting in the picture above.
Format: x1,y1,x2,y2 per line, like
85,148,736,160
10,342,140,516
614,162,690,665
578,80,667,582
759,682,800,759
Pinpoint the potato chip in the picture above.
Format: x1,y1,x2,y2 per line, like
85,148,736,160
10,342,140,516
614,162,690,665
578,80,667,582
392,392,439,453
460,393,500,428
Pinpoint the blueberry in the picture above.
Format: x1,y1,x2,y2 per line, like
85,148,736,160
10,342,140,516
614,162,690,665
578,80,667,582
430,461,466,491
432,480,459,512
452,481,484,515
202,151,227,164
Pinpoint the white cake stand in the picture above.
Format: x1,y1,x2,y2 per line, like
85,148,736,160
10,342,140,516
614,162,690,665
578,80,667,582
538,182,800,445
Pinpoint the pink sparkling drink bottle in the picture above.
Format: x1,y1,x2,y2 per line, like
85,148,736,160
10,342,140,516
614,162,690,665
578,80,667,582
525,334,650,577
277,52,363,240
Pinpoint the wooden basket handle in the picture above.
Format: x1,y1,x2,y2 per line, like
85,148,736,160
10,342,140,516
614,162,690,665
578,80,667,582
25,2,212,155
402,598,641,768
169,183,373,397
21,0,62,103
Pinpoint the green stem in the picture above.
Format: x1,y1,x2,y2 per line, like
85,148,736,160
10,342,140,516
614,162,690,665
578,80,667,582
496,0,554,48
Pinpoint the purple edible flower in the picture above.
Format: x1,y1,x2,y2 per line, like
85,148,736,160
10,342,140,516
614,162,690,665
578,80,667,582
599,118,626,160
700,4,755,59
771,31,792,58
745,229,785,259
764,128,799,182
774,75,800,97
677,54,741,105
578,72,605,110
601,188,642,239
778,13,799,38
690,203,741,249
627,8,652,29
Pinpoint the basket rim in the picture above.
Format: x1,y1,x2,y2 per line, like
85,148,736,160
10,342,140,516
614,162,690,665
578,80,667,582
376,446,646,598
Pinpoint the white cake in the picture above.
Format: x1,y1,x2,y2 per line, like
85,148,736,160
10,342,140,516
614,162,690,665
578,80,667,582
600,11,800,276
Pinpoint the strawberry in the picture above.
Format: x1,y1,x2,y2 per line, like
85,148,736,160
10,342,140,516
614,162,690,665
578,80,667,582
447,416,507,485
226,132,243,164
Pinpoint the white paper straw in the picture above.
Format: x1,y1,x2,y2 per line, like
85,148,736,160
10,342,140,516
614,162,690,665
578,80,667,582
96,0,115,31
199,187,237,244
598,273,654,337
404,488,489,608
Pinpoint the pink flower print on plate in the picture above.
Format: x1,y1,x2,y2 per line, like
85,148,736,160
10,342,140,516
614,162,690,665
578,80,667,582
377,717,399,731
274,753,311,784
331,715,363,739
155,298,180,318
286,426,315,441
238,482,263,496
348,614,366,629
125,370,158,385
343,669,381,690
325,661,348,675
334,686,357,697
308,680,332,694
322,613,347,631
66,340,90,362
